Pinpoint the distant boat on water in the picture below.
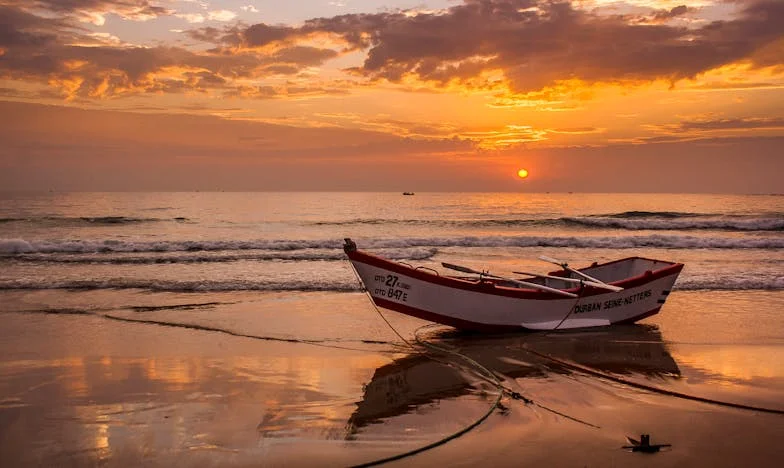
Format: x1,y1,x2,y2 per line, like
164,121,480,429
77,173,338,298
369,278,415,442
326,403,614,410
402,192,415,195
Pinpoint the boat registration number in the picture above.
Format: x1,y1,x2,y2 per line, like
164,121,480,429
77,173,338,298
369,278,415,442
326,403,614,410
373,274,410,302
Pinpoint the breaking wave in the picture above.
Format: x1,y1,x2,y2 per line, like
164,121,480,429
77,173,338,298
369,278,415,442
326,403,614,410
0,216,188,226
2,234,783,256
5,248,438,264
1,275,780,292
310,213,784,231
0,278,358,292
562,216,784,231
676,276,784,291
602,211,701,219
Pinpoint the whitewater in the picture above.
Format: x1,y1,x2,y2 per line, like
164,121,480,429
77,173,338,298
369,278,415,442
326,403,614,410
1,192,782,295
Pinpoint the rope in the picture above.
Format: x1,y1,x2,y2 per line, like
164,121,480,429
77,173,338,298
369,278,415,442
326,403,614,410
523,346,784,416
8,308,399,354
348,261,417,349
551,279,585,331
347,263,505,467
414,326,601,430
101,314,396,353
349,390,502,468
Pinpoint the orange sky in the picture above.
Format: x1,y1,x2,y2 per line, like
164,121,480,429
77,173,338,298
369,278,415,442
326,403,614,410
0,0,782,192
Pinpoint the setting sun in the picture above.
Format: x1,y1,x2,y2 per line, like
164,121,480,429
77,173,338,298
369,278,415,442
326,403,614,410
517,169,529,179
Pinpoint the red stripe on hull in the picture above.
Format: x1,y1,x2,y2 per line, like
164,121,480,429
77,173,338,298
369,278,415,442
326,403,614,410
373,297,662,333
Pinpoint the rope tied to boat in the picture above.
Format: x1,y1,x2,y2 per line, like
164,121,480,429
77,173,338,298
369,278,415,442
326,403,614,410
551,279,586,332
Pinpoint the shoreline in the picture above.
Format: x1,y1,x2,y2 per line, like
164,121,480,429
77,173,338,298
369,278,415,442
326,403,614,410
1,289,782,466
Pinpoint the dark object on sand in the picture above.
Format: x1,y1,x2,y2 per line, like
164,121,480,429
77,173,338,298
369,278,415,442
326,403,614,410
402,192,415,195
623,434,671,453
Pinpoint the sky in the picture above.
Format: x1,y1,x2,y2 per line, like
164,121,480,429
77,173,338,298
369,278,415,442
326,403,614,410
0,0,782,192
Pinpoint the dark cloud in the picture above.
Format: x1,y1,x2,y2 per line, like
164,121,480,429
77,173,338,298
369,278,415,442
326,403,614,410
6,0,173,22
2,1,782,99
243,23,297,47
0,5,81,47
196,0,784,92
652,5,693,22
360,0,783,91
0,3,340,98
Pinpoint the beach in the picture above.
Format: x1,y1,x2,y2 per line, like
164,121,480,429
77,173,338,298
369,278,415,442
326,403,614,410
1,192,782,466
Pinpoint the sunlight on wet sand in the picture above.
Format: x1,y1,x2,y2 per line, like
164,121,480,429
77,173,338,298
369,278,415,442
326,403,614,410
0,289,782,467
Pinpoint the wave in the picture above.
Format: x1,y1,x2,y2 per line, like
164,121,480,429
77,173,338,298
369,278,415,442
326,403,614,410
0,216,188,226
310,213,784,231
0,278,358,292
2,234,783,255
603,211,703,219
362,235,784,250
0,238,348,254
5,248,438,264
563,216,784,231
1,275,780,292
676,276,784,291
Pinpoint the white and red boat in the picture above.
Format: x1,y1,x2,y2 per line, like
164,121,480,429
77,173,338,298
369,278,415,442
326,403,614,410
343,238,683,332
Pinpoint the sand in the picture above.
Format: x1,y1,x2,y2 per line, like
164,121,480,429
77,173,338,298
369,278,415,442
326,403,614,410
1,289,782,467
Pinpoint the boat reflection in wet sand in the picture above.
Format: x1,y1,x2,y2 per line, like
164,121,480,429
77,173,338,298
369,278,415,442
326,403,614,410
347,325,679,432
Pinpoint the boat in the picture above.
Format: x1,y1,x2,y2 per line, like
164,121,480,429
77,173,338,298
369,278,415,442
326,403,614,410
343,238,683,331
402,192,415,195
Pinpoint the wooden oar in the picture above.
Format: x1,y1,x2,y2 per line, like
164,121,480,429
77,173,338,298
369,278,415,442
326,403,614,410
513,270,623,292
442,262,578,298
538,255,623,292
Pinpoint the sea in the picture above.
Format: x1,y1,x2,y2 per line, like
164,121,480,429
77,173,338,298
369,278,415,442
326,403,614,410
1,192,782,467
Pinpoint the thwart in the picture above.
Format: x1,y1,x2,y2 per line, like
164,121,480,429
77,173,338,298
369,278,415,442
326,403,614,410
343,238,683,332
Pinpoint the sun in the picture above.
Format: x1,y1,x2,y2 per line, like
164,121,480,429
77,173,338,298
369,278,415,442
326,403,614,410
517,168,529,179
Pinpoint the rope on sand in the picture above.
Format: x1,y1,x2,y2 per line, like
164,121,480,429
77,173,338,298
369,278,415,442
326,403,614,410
347,259,505,467
8,308,400,353
413,326,601,429
350,285,600,466
523,346,784,416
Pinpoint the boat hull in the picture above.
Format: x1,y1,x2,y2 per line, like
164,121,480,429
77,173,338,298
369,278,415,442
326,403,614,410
345,244,683,332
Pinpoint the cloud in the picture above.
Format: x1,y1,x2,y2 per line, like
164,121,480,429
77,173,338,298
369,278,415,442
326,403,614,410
194,0,784,94
0,4,341,99
651,117,784,133
2,1,782,101
652,5,693,22
177,13,206,24
176,10,240,26
5,0,173,24
207,10,237,22
225,82,350,100
546,127,605,134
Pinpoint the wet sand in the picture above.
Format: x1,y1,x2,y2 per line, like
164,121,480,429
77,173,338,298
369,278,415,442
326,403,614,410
1,290,783,467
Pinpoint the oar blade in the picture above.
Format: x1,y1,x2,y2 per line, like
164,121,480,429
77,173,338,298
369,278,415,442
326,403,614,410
441,262,482,275
538,255,567,267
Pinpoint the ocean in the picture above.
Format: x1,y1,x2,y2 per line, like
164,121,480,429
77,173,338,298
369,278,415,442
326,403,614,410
1,192,782,466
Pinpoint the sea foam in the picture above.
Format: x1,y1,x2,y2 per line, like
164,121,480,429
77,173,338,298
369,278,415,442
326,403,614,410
2,235,783,255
